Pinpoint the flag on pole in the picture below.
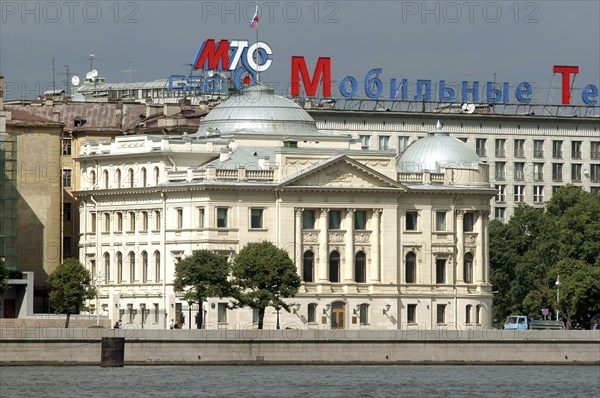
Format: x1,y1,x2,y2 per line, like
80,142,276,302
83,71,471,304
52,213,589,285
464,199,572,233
250,4,259,28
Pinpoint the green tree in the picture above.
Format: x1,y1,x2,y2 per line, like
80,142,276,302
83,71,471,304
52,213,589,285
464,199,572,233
0,257,9,299
173,250,231,329
48,258,96,328
231,241,301,329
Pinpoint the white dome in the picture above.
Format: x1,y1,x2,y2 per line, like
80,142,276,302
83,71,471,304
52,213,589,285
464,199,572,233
397,122,481,173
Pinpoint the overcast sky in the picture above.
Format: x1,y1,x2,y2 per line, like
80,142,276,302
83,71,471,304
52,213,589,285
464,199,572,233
1,0,599,103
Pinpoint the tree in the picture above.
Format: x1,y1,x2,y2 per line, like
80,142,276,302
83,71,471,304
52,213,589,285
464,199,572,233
48,258,96,328
231,241,301,329
0,257,9,300
173,250,231,329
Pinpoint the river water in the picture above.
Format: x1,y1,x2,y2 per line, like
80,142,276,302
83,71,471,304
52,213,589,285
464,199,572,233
1,365,597,397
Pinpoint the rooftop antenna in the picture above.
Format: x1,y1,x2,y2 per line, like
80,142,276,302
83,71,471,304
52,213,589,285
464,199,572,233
89,54,95,72
121,61,140,83
52,58,56,94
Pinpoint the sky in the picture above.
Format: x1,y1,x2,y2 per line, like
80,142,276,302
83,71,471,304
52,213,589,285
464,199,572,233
1,0,599,104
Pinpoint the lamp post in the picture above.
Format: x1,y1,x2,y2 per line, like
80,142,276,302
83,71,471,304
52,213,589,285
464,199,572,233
95,271,104,326
187,300,193,329
555,275,560,321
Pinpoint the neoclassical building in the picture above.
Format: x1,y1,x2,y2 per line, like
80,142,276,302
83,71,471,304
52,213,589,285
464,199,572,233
76,84,494,330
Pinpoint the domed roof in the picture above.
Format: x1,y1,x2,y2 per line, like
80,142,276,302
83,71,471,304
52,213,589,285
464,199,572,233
197,83,321,136
397,121,481,173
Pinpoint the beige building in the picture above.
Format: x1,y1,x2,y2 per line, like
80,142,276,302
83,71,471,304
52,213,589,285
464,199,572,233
76,84,494,330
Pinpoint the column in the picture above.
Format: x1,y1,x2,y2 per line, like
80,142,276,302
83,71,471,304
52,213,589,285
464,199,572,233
476,211,485,283
295,208,303,277
456,211,465,283
482,211,489,283
370,209,382,282
344,209,355,282
318,208,329,282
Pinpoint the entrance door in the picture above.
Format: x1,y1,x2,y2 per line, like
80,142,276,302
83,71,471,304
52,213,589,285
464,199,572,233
331,302,346,329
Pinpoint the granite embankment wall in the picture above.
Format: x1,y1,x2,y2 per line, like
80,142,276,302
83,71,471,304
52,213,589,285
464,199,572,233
1,326,599,365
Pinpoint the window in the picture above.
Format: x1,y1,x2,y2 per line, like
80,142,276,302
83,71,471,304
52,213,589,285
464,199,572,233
91,213,96,233
405,252,416,283
116,252,123,283
514,139,525,157
154,210,161,230
175,208,183,229
495,139,505,157
465,305,472,324
591,187,600,194
514,185,525,203
62,169,72,188
63,202,72,221
128,168,134,188
329,251,340,283
435,259,446,284
358,304,369,325
533,140,544,158
435,211,446,231
592,142,600,159
104,213,110,232
128,252,135,282
495,185,506,203
217,303,228,323
115,212,122,232
248,208,264,229
591,164,600,183
553,140,563,158
115,169,122,188
495,207,505,222
464,253,473,283
129,212,136,232
572,141,582,159
104,253,110,282
407,304,417,323
552,163,563,181
514,162,525,181
476,138,486,156
216,208,228,228
302,210,316,229
359,135,370,149
154,251,161,282
307,303,317,323
154,304,159,323
354,210,367,230
459,138,468,143
463,212,474,232
199,208,206,228
62,138,72,155
328,210,341,229
571,164,582,182
103,170,109,189
476,305,482,324
63,237,72,258
552,186,561,194
398,136,409,153
437,304,446,324
355,251,366,283
533,163,544,181
252,308,260,324
495,162,506,180
378,136,390,150
533,186,544,203
405,211,418,231
141,251,148,283
141,168,147,187
303,251,314,282
154,167,160,185
141,211,148,231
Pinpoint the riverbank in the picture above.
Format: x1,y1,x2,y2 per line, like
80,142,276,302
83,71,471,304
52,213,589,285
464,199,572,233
1,327,598,365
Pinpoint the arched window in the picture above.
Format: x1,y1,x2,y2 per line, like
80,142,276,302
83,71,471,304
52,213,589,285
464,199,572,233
128,251,135,282
405,252,416,283
154,251,161,282
103,170,109,189
154,166,160,185
355,251,366,283
141,251,148,283
90,170,96,187
115,169,122,189
104,252,110,282
141,167,147,187
116,252,123,283
128,168,134,188
465,304,472,324
303,250,314,282
329,251,340,283
476,305,482,325
464,252,474,284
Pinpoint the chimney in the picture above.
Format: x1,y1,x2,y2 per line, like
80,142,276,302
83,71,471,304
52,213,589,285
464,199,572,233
258,157,270,170
219,147,232,162
163,102,181,117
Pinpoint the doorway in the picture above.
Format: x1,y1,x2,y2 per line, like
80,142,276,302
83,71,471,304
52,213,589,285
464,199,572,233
331,302,346,329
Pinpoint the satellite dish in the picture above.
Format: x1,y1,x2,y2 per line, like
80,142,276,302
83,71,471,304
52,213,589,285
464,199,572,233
91,70,99,78
71,76,80,86
462,103,476,114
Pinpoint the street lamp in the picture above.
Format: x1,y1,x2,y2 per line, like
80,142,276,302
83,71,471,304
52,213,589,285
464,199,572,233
555,275,560,321
187,300,194,329
95,271,104,326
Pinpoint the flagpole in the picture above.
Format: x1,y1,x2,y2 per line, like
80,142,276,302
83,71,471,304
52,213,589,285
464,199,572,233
255,3,260,83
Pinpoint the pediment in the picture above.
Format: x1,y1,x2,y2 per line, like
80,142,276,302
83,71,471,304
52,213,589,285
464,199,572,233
280,155,404,190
